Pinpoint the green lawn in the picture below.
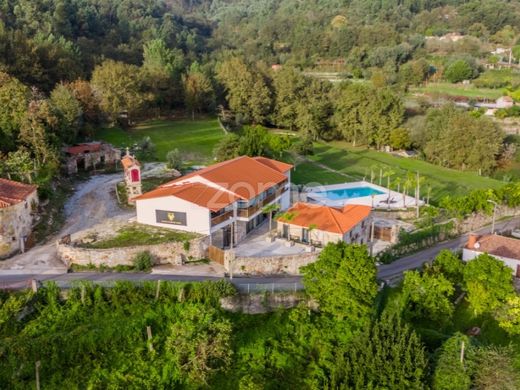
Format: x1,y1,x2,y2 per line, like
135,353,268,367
412,82,504,100
292,141,505,202
97,118,225,164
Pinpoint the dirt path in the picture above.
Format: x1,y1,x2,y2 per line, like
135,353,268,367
0,173,133,273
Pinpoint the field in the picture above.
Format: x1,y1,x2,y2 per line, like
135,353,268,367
412,82,504,100
97,118,225,164
291,141,505,202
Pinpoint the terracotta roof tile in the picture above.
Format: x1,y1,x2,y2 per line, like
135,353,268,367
134,182,239,211
253,156,293,173
121,155,140,169
277,202,371,234
467,234,520,261
0,178,37,208
65,142,102,155
159,156,289,200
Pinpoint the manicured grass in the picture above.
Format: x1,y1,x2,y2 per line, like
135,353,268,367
412,82,504,100
80,224,197,249
292,141,505,202
97,118,225,164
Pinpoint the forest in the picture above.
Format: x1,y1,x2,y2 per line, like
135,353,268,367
2,1,520,187
1,244,519,388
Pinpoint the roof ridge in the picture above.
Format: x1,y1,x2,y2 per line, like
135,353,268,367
326,206,344,233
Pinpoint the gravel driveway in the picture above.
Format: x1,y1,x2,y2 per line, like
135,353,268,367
0,173,133,274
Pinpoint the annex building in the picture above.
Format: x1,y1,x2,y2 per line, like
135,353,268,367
134,156,292,248
0,178,38,257
463,233,520,277
276,202,372,247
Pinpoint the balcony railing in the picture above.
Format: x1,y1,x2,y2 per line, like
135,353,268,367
211,210,234,226
237,187,287,218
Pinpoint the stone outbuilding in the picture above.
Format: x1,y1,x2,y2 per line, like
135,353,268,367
0,178,38,257
276,202,372,247
63,142,121,175
121,148,142,203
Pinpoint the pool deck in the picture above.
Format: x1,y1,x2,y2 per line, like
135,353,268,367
306,181,424,209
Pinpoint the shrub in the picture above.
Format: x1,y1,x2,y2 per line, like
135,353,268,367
133,251,154,272
166,148,184,170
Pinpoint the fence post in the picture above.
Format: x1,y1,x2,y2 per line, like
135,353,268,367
147,326,153,352
247,284,250,294
155,280,161,301
35,361,41,390
272,283,274,293
294,282,297,292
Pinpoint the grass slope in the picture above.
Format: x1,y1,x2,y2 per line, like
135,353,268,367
98,118,225,164
292,141,504,202
412,82,504,100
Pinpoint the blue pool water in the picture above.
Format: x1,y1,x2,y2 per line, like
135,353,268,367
314,186,385,200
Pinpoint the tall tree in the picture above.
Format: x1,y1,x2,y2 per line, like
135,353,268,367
463,253,514,315
91,60,148,123
0,72,30,151
182,63,214,119
216,58,272,124
302,243,377,330
50,83,83,144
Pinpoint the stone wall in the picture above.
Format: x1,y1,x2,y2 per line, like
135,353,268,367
57,236,210,268
0,190,38,258
225,252,318,276
220,293,315,314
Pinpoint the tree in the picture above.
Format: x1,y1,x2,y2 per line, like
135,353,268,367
433,333,475,390
238,126,271,157
463,253,514,315
50,83,83,144
213,134,241,162
3,147,34,182
433,250,465,285
402,269,455,324
389,128,411,150
272,67,308,130
182,63,214,119
216,58,272,124
65,79,102,127
335,312,428,389
301,243,377,328
91,60,147,123
444,60,474,83
166,149,184,171
0,72,30,151
18,99,59,169
496,295,520,335
294,79,332,140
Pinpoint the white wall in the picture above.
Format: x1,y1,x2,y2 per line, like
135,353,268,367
463,248,519,275
136,196,211,235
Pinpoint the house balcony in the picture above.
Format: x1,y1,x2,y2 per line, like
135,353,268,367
237,187,286,218
211,210,234,226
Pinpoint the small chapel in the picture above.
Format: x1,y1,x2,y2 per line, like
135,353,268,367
121,148,142,204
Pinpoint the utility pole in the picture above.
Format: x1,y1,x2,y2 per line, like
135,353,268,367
487,199,498,234
370,220,375,257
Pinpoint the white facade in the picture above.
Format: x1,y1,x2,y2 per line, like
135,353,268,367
462,248,520,276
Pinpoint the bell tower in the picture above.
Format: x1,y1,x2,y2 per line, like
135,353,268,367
121,148,142,204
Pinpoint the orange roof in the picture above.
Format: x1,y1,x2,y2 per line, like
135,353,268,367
253,156,293,173
0,178,37,208
121,155,140,169
65,142,102,155
277,202,371,234
159,156,289,200
134,182,239,211
466,234,520,261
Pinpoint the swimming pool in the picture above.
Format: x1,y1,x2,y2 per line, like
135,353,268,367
313,186,385,200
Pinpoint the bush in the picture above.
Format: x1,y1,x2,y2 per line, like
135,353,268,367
133,251,154,272
166,148,184,170
291,136,314,155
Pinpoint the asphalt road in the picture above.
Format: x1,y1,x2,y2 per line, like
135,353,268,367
1,216,519,290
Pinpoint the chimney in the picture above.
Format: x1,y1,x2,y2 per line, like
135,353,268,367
467,233,479,249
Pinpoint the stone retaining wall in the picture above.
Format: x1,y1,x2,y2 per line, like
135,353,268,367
57,236,210,268
225,252,318,276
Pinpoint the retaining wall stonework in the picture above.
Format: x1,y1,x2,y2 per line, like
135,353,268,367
226,252,318,276
57,236,210,268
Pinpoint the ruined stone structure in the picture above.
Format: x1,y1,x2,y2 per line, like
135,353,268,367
0,178,38,258
63,142,121,175
121,148,142,203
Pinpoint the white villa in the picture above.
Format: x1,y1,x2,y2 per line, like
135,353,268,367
134,156,292,248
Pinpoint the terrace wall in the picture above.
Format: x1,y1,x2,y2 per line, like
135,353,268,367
225,252,318,276
57,236,210,268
